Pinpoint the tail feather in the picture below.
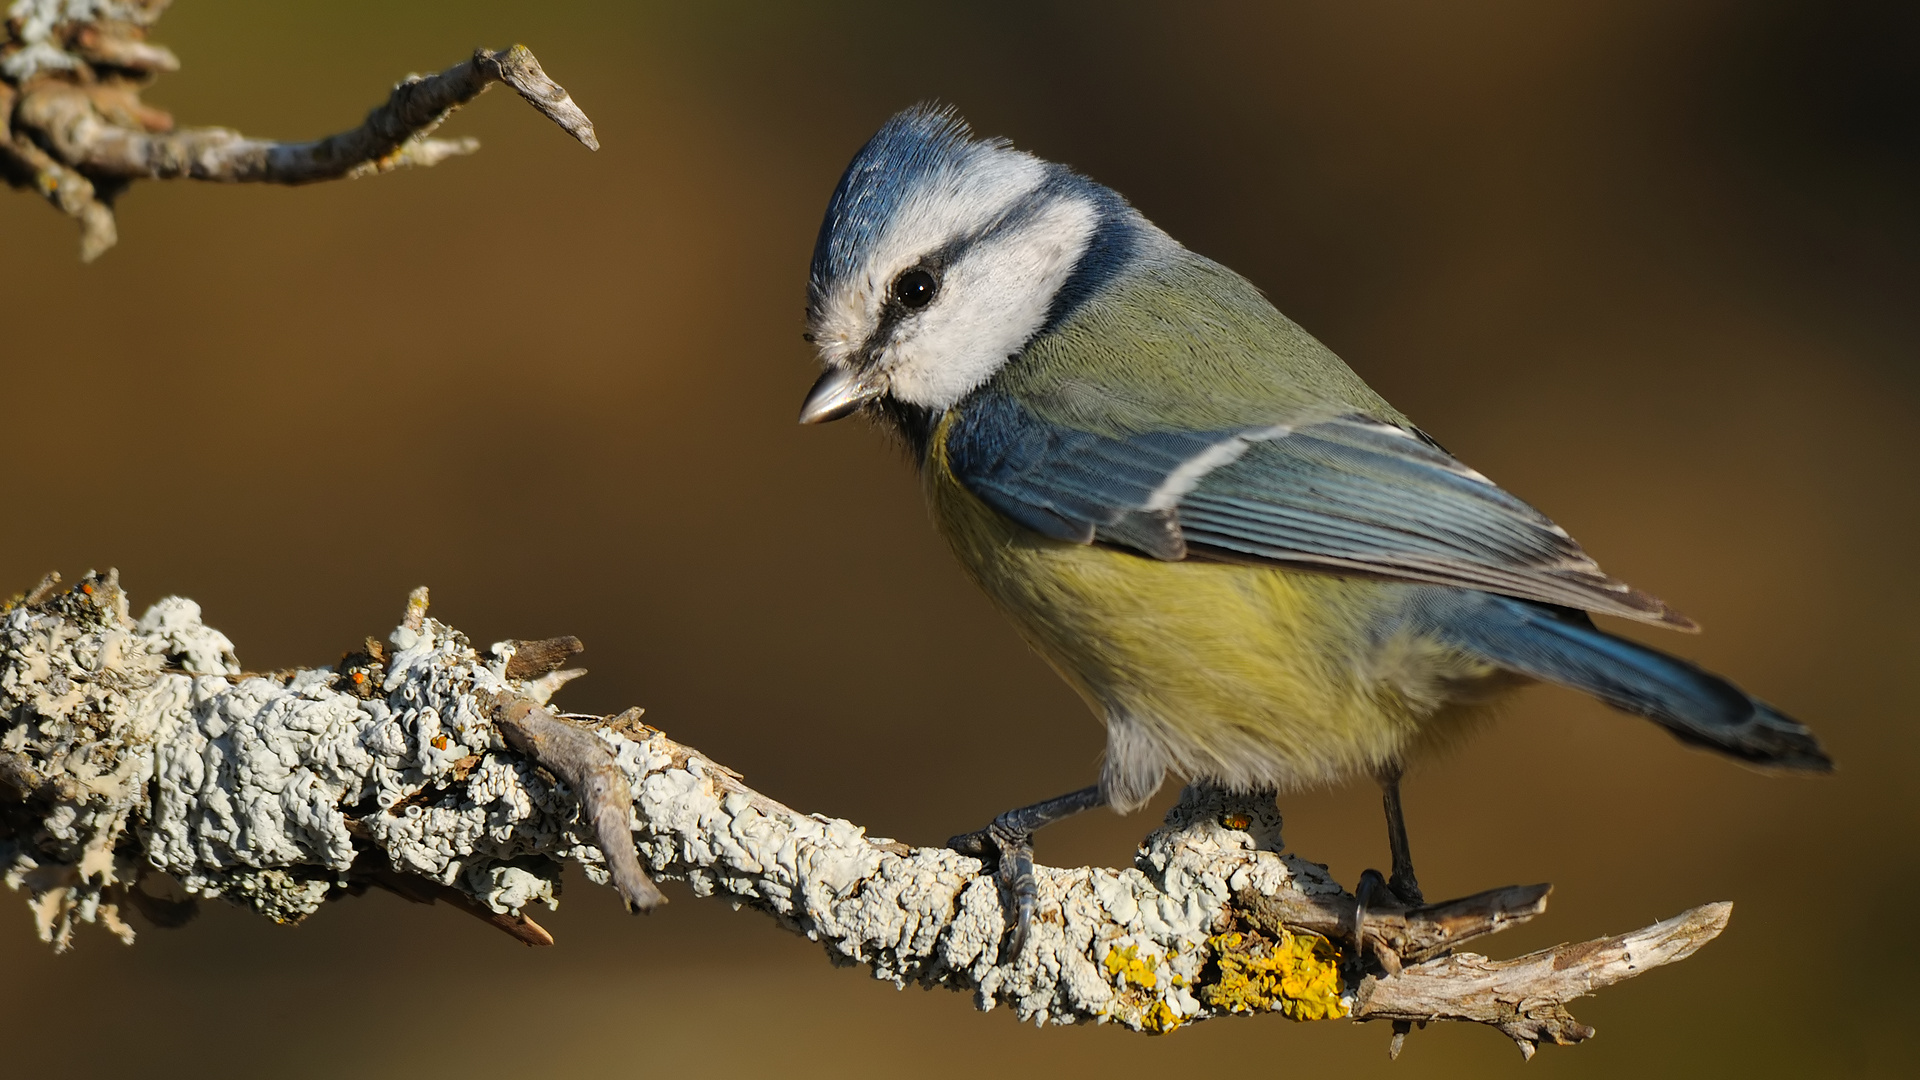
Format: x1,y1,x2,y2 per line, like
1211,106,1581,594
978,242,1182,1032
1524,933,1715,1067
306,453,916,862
1424,593,1832,771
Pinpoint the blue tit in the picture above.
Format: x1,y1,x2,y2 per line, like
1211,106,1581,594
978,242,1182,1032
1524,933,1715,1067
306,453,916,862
798,104,1830,954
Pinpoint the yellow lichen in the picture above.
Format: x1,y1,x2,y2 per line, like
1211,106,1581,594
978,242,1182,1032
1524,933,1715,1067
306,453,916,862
1102,943,1159,990
1200,928,1348,1022
1102,945,1186,1032
1142,1000,1182,1033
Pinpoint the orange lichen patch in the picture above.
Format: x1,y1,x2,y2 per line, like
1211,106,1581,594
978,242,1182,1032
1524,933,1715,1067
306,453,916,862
430,735,450,750
1200,928,1348,1022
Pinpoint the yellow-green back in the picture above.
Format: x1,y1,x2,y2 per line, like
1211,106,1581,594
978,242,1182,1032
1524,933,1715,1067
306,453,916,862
995,253,1408,436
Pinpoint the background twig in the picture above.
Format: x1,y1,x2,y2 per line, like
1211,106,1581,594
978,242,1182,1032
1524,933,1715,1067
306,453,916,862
1,2,594,260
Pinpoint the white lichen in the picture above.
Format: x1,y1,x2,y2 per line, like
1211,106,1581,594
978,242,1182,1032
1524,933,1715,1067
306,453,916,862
1,572,1340,1031
3,1,166,81
1,572,606,943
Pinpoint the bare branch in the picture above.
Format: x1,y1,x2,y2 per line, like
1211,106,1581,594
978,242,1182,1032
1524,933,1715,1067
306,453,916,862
500,635,586,681
1,122,118,261
69,24,178,74
480,46,598,151
14,46,594,184
1354,903,1735,1059
3,1,596,259
0,571,1731,1055
1237,880,1555,965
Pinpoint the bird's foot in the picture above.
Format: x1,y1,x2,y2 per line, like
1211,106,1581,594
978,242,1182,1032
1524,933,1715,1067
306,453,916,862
1352,868,1415,977
946,784,1104,963
948,815,1039,960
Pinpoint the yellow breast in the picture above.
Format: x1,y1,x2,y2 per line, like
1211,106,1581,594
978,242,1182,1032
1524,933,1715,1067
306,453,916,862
924,430,1510,796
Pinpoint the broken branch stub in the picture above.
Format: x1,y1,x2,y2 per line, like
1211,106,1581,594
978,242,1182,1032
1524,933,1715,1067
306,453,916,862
2,1,597,260
0,571,1730,1056
491,692,665,912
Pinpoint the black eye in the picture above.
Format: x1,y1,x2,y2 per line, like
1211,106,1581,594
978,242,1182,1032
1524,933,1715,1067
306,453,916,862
891,268,937,310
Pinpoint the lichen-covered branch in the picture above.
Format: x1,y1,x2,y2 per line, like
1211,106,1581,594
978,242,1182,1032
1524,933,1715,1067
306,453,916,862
1,1,596,260
0,571,1729,1057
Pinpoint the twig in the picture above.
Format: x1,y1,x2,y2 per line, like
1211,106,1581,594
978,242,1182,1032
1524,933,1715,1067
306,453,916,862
14,46,595,184
1237,881,1555,966
0,571,1731,1054
480,47,598,151
1,127,117,260
492,693,667,912
1354,903,1734,1059
359,862,554,947
21,570,63,606
3,1,596,260
500,636,586,681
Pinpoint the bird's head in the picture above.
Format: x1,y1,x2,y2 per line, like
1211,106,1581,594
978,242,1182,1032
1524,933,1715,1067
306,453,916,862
799,104,1152,436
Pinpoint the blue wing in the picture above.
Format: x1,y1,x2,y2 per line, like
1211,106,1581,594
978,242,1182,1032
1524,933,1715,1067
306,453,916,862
944,389,1692,628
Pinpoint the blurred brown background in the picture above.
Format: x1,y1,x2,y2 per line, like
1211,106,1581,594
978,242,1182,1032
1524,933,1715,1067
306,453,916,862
4,0,1915,1075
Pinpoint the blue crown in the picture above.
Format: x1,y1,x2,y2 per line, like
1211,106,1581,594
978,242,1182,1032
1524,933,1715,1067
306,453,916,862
808,104,983,312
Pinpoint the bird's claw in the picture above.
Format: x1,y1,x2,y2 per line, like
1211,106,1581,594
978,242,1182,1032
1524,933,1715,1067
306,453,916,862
945,824,995,861
1353,868,1410,977
948,815,1038,961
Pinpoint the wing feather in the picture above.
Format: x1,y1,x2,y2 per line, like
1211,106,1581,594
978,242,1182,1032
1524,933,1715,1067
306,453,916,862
942,391,1692,628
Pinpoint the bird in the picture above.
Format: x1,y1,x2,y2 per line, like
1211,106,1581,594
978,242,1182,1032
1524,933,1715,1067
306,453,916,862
797,103,1832,958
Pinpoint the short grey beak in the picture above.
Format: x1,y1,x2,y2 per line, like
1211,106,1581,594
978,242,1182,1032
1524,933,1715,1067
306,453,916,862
798,367,882,424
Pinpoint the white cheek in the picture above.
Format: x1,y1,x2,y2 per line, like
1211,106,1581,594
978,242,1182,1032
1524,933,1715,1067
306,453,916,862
813,281,877,368
886,197,1099,411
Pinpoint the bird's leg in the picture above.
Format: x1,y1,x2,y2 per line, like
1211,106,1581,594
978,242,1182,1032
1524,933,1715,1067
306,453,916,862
1377,764,1425,906
947,784,1105,960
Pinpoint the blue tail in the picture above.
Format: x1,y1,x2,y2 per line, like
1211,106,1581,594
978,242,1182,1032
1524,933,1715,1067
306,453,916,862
1419,592,1832,770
